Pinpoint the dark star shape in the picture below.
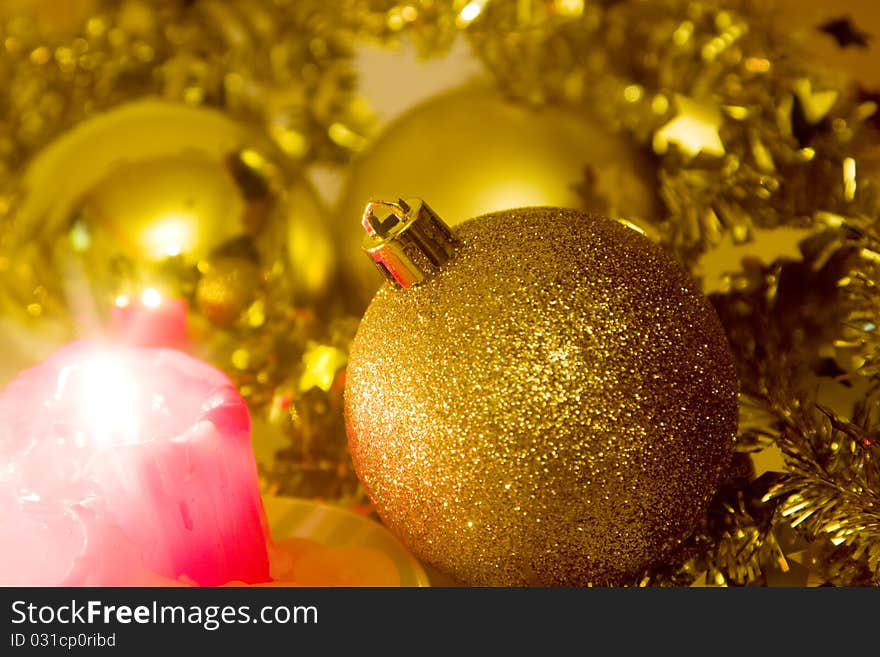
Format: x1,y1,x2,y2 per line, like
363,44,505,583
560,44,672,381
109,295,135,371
818,16,872,49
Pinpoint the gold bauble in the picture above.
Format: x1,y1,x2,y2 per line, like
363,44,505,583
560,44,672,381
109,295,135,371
3,100,335,328
345,203,737,586
335,85,659,306
286,178,337,304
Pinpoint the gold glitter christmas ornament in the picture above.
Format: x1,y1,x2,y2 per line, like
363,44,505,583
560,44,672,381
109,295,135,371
345,201,739,586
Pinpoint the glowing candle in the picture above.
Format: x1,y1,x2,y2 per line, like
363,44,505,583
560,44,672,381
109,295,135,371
0,341,269,586
109,288,188,349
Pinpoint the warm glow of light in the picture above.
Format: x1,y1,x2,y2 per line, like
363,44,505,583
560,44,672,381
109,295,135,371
651,94,669,115
79,354,140,449
473,181,569,216
401,5,417,21
843,157,856,201
653,95,725,158
745,57,771,73
68,222,91,252
554,0,584,17
114,294,130,308
141,212,195,258
617,219,647,236
141,288,162,308
861,247,880,264
239,148,266,170
271,124,308,157
328,122,368,150
299,344,347,392
672,20,694,45
623,85,643,103
457,0,486,27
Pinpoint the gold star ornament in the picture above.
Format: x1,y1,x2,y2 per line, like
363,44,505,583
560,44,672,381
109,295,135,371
653,94,726,159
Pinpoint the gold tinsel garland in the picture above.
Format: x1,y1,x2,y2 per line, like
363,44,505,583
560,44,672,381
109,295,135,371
0,0,369,186
0,0,878,585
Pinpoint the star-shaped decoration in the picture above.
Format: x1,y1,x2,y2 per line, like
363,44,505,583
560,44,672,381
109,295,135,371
653,94,725,159
298,342,348,392
793,78,839,125
783,78,840,145
818,16,871,49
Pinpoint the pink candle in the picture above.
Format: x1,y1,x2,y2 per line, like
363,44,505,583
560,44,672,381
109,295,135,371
0,341,269,586
109,288,188,349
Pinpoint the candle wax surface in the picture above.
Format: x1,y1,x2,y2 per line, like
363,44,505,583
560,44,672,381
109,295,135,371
0,340,270,586
109,294,189,349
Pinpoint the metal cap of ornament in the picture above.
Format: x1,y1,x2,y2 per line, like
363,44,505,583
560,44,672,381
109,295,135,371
361,198,457,289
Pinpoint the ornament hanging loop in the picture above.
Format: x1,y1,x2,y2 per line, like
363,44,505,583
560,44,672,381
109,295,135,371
361,198,457,289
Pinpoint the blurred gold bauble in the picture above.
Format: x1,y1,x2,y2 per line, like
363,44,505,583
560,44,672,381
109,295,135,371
77,150,259,267
345,203,737,586
335,85,659,306
3,99,335,330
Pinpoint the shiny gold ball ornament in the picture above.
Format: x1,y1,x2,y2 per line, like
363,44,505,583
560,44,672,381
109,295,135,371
335,85,659,307
2,100,335,329
344,200,738,586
